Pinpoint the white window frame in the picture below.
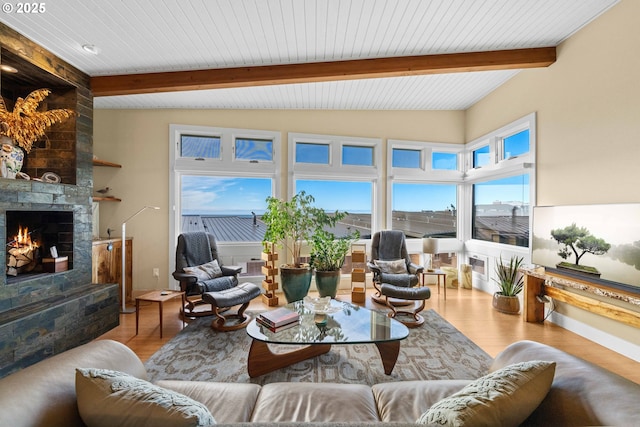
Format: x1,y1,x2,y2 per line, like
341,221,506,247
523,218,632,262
387,139,464,255
169,124,281,283
462,113,537,293
289,133,383,233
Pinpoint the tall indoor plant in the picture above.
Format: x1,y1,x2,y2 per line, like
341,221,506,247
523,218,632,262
262,191,344,302
492,255,525,314
310,228,359,298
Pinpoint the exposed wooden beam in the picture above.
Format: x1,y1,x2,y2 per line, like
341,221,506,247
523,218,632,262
90,47,556,97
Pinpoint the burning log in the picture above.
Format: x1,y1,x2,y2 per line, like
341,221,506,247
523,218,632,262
6,225,39,276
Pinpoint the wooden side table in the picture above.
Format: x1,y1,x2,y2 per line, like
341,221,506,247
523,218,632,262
135,290,186,338
421,270,447,300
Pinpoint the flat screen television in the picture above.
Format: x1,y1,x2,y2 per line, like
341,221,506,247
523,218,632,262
532,203,640,295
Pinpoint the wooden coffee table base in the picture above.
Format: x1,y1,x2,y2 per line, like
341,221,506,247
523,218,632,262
375,341,401,375
247,339,401,377
247,340,331,378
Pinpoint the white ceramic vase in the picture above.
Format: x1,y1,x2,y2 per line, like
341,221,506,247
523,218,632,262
0,136,24,179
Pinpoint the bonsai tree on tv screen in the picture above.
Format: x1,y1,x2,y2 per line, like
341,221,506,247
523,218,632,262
551,223,611,274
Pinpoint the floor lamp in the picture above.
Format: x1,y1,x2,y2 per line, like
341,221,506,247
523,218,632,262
121,206,160,313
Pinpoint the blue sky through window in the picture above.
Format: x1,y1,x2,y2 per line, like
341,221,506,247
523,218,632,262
503,129,529,158
474,174,530,205
393,183,457,212
181,175,272,215
296,180,372,213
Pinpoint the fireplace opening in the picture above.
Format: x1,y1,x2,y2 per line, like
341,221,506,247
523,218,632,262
6,210,73,281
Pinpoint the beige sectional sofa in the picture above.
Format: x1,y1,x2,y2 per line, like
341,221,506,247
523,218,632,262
0,338,638,426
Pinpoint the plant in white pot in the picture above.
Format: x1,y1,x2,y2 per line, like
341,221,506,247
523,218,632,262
310,227,359,298
492,255,525,315
262,191,344,302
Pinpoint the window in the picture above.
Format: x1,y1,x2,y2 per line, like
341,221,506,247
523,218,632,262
472,174,530,247
392,182,457,238
342,145,374,166
296,179,372,238
465,113,536,249
392,148,421,169
181,176,272,219
234,138,273,161
180,135,220,158
170,124,281,277
289,133,381,234
432,151,457,170
503,129,529,159
296,142,329,164
473,145,490,168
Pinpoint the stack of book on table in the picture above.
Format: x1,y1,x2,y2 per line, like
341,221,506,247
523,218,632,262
257,307,300,332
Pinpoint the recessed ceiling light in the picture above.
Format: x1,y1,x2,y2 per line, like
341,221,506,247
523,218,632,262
82,44,100,55
0,64,18,73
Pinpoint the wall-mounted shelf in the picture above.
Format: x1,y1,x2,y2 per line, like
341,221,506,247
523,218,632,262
93,159,121,168
93,196,121,202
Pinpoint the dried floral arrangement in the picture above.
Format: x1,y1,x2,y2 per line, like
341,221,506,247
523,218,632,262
0,88,75,153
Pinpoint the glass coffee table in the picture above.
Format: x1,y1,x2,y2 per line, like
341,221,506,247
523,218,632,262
246,298,409,378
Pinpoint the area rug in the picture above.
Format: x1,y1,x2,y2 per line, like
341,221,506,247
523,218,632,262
144,309,492,385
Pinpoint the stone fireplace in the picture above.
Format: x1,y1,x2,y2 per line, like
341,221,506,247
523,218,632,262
0,24,119,378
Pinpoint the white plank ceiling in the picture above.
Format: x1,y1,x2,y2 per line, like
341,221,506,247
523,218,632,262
0,0,618,110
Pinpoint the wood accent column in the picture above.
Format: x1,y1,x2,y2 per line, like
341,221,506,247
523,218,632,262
523,274,545,322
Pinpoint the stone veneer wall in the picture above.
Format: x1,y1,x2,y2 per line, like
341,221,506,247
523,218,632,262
0,24,119,378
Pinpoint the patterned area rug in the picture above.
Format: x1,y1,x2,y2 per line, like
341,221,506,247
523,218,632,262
144,309,492,385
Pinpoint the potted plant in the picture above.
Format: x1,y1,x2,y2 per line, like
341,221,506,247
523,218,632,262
262,191,343,302
310,228,359,298
492,255,525,314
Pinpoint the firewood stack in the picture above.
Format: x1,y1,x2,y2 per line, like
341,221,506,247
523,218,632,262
6,226,39,276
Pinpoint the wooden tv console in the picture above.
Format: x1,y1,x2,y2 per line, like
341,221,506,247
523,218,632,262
522,267,640,328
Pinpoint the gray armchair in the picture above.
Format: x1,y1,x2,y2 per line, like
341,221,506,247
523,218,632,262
367,230,424,305
172,232,242,318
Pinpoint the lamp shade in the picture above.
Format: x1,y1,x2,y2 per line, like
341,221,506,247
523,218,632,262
422,237,439,254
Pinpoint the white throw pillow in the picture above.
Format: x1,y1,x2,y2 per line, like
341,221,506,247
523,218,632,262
375,259,408,274
76,368,216,427
417,360,556,427
183,259,223,281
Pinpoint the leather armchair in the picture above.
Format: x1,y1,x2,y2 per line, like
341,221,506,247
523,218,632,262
367,230,424,304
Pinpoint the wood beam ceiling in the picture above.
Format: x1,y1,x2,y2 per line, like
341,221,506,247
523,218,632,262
90,47,556,97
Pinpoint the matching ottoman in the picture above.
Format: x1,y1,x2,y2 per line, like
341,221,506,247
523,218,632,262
380,283,431,328
202,282,262,331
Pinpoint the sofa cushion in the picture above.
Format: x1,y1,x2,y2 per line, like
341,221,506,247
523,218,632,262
251,382,379,423
183,259,223,281
416,360,556,427
76,368,215,427
157,380,261,424
373,380,472,423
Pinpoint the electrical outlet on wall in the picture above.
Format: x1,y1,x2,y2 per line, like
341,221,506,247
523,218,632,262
153,268,159,278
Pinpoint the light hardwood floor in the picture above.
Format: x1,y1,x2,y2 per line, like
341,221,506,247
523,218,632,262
98,286,640,384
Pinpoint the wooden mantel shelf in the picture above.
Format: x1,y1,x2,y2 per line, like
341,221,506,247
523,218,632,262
93,159,122,168
522,267,640,329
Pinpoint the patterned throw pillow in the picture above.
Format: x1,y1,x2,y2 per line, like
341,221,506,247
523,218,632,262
374,259,408,274
416,360,556,427
183,259,223,281
76,368,216,427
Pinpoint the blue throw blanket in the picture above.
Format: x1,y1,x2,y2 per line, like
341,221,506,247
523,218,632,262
182,232,214,266
378,230,406,260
